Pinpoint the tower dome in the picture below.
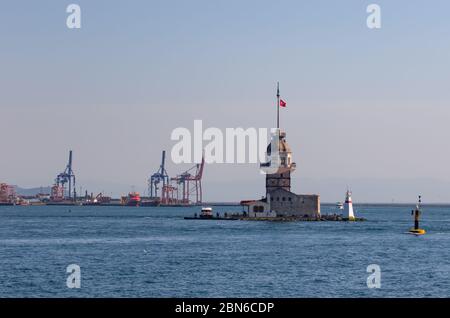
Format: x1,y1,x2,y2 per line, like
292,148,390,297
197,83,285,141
263,131,296,175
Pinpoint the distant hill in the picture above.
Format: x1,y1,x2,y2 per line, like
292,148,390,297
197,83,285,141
14,186,51,196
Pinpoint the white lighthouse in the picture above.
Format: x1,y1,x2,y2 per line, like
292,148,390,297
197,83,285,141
344,189,355,221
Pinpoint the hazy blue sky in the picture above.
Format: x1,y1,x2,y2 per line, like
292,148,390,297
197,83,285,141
1,0,450,202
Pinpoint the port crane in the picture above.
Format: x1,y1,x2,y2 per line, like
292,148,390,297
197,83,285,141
171,155,205,205
54,150,76,201
149,150,169,199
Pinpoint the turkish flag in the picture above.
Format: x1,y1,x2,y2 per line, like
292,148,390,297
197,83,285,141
279,99,287,107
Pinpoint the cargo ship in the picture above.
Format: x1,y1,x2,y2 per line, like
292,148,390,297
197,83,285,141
140,197,160,207
122,192,141,207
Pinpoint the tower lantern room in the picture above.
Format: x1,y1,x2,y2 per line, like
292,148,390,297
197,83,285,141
263,130,297,194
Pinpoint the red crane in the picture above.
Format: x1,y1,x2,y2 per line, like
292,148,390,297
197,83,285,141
171,155,205,205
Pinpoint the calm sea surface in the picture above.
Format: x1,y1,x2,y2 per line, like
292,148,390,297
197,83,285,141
0,204,449,297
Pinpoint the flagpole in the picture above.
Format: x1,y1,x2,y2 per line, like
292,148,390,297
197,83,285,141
277,82,280,129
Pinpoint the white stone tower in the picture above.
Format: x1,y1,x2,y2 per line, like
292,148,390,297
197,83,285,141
344,189,355,220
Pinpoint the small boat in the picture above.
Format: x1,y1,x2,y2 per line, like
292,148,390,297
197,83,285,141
336,202,344,210
199,207,213,219
184,207,239,220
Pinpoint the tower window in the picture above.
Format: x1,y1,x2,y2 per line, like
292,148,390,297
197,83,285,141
282,197,286,201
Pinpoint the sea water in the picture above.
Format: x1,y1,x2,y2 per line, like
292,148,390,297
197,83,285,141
0,204,449,297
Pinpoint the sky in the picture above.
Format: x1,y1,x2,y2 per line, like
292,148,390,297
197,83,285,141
1,0,450,203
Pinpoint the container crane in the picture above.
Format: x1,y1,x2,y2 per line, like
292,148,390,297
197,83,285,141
53,150,76,201
149,150,169,200
171,155,205,205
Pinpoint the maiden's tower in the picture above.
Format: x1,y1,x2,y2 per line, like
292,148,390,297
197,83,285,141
241,84,321,219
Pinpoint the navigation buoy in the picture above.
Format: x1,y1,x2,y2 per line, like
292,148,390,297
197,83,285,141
408,195,426,235
343,189,355,221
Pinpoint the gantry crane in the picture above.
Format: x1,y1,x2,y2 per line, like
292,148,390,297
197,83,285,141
171,155,205,205
53,150,76,201
149,150,169,199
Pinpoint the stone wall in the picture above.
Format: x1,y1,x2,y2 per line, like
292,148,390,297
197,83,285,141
268,188,320,217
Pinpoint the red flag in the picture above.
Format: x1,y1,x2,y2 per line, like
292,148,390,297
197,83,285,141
279,99,287,107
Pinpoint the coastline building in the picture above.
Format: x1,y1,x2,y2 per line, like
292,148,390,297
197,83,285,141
0,183,16,205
